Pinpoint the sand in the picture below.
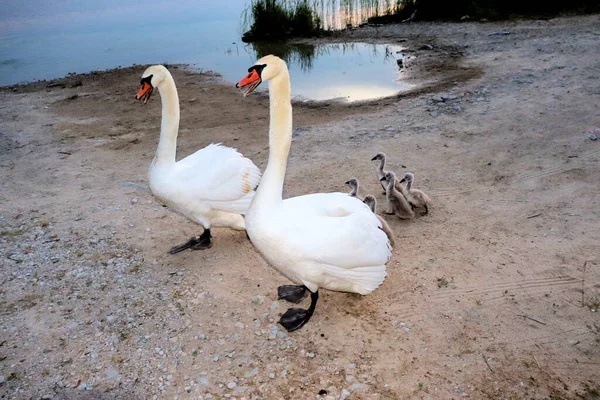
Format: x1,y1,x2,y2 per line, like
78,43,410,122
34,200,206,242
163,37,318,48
1,14,599,400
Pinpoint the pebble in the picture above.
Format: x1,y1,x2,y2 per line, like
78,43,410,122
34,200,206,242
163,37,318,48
198,334,206,340
213,355,220,362
347,363,356,369
244,368,258,378
227,381,237,389
345,375,354,383
430,111,438,117
589,134,598,141
339,388,351,399
268,372,275,379
130,198,138,204
167,375,173,381
349,383,364,391
251,295,265,305
306,352,315,358
0,376,5,384
236,386,248,393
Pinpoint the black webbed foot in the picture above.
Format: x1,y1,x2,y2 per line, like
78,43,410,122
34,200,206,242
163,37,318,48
279,308,311,331
169,229,212,254
278,290,318,332
277,285,307,303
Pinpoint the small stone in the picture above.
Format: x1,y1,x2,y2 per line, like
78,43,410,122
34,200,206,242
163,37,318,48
430,111,438,117
167,375,173,381
244,368,258,378
146,228,151,232
589,134,598,141
198,377,210,386
236,386,248,393
306,352,315,358
347,363,356,369
393,133,401,139
281,369,287,377
268,372,275,379
198,334,206,341
251,295,265,305
106,315,117,323
345,375,354,383
130,198,138,204
403,327,410,333
349,383,364,391
340,388,351,399
189,98,197,102
227,381,237,389
213,355,220,362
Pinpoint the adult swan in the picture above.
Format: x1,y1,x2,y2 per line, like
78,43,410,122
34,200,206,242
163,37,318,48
136,65,261,253
236,56,391,332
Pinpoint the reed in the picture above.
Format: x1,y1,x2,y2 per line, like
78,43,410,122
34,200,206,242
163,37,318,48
242,0,322,41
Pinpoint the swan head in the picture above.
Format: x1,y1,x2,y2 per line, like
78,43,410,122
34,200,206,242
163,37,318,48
236,55,287,96
135,65,168,104
399,172,414,184
380,171,396,183
371,152,386,162
363,195,377,212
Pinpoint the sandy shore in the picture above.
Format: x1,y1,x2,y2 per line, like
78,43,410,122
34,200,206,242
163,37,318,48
1,14,599,400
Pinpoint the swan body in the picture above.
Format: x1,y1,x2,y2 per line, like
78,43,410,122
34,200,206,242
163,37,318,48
371,152,403,193
381,172,415,219
136,65,261,253
237,56,391,331
399,172,431,215
363,195,396,248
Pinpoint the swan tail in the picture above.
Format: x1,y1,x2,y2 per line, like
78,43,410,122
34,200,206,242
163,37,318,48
317,264,387,295
208,191,255,214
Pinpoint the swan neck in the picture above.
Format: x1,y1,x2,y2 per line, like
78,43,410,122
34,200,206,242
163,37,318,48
406,179,413,191
378,157,385,172
253,72,292,207
154,72,180,166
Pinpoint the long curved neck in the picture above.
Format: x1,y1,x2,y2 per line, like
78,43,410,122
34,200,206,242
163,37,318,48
350,184,358,196
406,178,413,191
154,71,180,166
378,156,386,173
253,70,292,208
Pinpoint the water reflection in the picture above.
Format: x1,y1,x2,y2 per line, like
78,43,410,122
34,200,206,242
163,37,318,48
238,41,410,101
0,0,411,101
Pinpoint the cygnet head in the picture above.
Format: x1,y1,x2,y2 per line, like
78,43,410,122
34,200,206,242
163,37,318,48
235,55,288,97
345,178,359,190
371,152,386,162
399,172,414,184
363,195,377,212
135,65,169,104
380,171,396,183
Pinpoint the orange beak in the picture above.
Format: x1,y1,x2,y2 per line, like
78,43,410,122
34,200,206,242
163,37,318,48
236,69,262,97
136,82,153,104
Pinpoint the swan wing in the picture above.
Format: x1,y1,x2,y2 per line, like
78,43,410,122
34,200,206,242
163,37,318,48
279,193,391,293
174,143,261,204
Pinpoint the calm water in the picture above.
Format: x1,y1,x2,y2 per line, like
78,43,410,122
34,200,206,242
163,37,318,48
0,0,410,101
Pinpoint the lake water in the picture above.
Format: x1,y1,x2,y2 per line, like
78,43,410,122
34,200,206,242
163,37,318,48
0,0,410,101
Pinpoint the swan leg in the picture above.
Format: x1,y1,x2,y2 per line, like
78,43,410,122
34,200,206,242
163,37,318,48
168,229,212,254
279,290,318,332
277,285,307,303
190,229,212,250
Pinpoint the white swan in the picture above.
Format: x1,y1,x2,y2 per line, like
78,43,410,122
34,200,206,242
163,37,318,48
136,65,261,253
236,56,391,332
